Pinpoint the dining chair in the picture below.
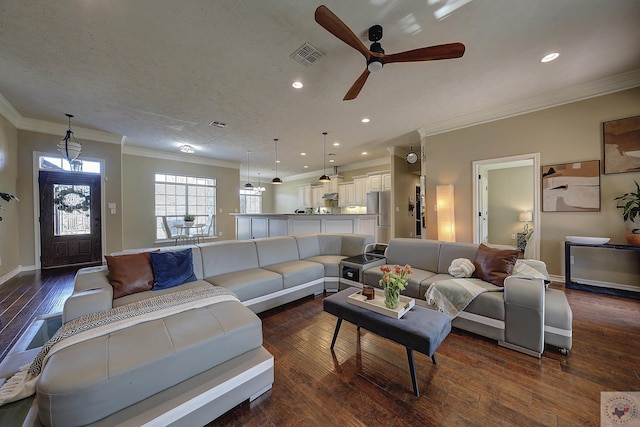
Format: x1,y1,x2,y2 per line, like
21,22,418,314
192,214,214,243
161,216,187,245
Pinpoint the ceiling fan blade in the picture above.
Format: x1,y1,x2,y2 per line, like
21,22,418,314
315,5,371,61
343,69,371,101
383,42,465,64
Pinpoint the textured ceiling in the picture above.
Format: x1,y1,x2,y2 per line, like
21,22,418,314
1,0,640,180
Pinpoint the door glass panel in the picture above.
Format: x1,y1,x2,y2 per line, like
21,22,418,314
53,184,91,236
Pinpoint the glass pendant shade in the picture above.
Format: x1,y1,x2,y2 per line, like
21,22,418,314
57,114,82,163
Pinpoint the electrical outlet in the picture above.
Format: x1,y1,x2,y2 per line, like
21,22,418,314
511,234,516,240
218,231,222,236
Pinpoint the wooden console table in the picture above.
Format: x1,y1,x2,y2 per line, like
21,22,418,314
564,241,640,300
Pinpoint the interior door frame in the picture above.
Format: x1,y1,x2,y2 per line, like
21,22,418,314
32,151,107,270
472,153,540,259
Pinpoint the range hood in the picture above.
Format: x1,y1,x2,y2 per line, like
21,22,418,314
322,192,338,200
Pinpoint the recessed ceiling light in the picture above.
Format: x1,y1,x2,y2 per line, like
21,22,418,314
304,165,309,168
300,152,306,156
362,151,368,155
333,142,340,146
329,159,335,163
362,118,370,123
179,144,195,153
275,160,280,163
292,81,303,89
541,52,559,63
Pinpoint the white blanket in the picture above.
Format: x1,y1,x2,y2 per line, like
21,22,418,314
0,285,237,406
425,278,490,318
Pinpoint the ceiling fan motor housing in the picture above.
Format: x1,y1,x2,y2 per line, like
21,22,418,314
369,24,383,42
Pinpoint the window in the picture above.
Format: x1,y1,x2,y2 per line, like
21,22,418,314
155,174,216,240
39,156,101,173
239,189,262,214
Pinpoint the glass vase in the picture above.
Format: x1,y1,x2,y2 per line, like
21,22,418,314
384,286,400,309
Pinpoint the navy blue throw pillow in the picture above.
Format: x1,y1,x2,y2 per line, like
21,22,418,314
150,248,197,290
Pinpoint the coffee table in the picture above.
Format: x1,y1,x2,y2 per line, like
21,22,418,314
323,288,451,397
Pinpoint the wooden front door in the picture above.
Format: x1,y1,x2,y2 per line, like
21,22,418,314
39,171,102,269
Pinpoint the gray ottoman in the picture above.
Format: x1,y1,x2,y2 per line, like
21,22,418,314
323,289,451,396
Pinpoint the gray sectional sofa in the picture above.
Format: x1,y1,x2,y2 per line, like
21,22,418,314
362,238,573,358
34,233,373,427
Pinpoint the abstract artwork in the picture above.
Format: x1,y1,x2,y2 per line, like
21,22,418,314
604,115,640,174
542,160,600,212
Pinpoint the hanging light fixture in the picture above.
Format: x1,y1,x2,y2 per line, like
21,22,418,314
256,173,266,193
318,131,331,183
57,113,82,164
243,151,254,190
272,138,283,184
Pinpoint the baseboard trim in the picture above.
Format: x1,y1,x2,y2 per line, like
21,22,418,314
0,267,21,286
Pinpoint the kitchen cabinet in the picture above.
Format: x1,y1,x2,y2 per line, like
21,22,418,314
382,173,391,191
338,182,355,207
298,184,311,207
369,173,382,192
311,185,324,207
353,176,368,206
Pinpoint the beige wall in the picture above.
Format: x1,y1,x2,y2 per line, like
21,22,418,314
392,154,420,238
423,87,640,276
16,130,123,268
121,154,240,249
487,166,534,245
0,116,19,278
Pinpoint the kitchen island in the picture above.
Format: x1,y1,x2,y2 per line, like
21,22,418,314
231,213,378,240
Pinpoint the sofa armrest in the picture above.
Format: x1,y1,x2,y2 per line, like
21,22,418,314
502,276,545,356
63,266,113,323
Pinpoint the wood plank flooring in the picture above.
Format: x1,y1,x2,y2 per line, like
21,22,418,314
1,271,639,426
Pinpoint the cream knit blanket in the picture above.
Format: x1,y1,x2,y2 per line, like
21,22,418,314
0,285,237,406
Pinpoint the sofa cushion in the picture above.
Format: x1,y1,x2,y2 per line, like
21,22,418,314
304,255,347,277
205,268,283,301
199,240,260,277
37,299,263,427
150,248,197,290
340,234,374,257
255,236,300,267
262,260,324,289
459,279,505,320
437,242,479,274
105,252,154,299
364,265,436,299
472,244,519,287
294,234,322,259
385,238,441,272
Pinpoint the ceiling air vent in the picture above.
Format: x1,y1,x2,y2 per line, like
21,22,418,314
290,43,324,67
208,121,226,128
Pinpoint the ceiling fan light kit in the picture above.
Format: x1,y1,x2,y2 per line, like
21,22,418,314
314,5,465,100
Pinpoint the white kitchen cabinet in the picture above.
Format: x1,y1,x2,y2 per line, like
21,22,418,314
353,176,368,206
338,183,348,207
382,173,392,191
311,185,324,207
369,173,382,192
298,184,311,207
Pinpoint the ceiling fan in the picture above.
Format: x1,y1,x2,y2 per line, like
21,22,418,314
314,5,466,100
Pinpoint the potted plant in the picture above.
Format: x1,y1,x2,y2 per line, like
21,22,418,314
183,214,195,226
614,180,640,246
0,192,19,221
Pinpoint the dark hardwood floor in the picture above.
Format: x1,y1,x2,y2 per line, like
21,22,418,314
1,270,639,426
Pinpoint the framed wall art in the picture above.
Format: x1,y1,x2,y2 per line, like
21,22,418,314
542,160,600,212
603,115,640,174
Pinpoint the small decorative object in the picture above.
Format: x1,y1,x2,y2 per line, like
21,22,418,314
542,160,600,212
379,264,411,309
603,115,640,174
362,285,375,300
614,180,640,246
183,214,195,226
0,192,19,221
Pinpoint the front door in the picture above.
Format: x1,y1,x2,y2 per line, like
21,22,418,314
39,171,102,269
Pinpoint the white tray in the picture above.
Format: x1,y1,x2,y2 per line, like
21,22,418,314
347,289,415,319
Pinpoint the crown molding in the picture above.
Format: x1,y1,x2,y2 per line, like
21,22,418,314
418,69,640,138
122,145,240,169
0,93,22,126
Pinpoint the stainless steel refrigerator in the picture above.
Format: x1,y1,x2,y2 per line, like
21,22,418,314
366,190,391,243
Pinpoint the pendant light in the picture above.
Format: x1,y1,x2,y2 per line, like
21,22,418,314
318,132,331,183
256,173,266,193
243,151,254,190
272,138,283,184
57,113,82,164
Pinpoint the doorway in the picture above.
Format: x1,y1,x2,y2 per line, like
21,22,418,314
472,153,540,259
38,170,102,269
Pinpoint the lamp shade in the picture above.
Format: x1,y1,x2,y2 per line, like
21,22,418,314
519,211,532,222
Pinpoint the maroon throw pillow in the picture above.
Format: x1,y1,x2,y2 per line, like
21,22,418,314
472,243,519,287
105,252,154,299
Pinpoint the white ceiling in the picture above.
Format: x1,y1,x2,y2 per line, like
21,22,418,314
1,0,640,180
